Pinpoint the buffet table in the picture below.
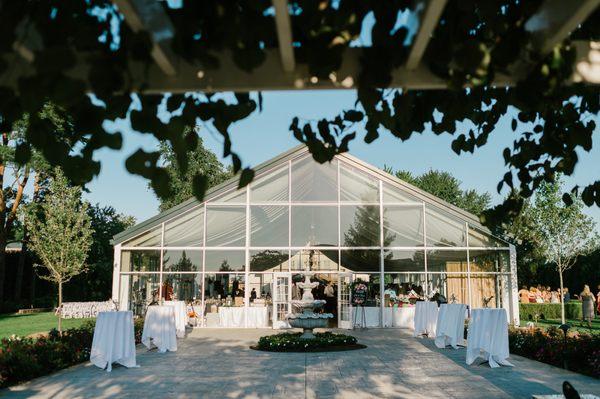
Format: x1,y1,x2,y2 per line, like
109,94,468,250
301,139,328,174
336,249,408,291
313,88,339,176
354,306,415,328
142,306,177,352
90,311,137,372
466,308,513,368
413,301,439,337
434,303,467,349
218,306,270,328
163,300,187,337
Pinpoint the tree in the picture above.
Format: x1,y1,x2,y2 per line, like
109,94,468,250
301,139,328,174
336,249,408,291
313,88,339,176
522,179,599,323
25,170,93,331
384,167,491,215
0,2,599,223
155,129,232,211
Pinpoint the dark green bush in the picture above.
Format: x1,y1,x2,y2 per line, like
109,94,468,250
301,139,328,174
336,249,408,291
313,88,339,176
0,318,144,388
519,302,583,321
256,332,358,352
509,327,600,378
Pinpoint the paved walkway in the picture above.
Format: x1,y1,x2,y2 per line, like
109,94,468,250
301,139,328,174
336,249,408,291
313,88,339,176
2,329,599,398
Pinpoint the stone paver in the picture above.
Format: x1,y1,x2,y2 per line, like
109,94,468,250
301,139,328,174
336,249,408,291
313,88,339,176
1,329,598,398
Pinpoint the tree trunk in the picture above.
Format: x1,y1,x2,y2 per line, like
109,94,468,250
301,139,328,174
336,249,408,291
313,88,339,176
58,281,63,332
0,233,6,302
559,269,565,324
14,244,25,301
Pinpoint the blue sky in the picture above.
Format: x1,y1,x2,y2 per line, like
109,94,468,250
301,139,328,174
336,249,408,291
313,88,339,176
84,90,600,227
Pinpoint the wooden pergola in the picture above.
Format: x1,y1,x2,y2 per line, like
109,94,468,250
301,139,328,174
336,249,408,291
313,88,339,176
7,0,600,93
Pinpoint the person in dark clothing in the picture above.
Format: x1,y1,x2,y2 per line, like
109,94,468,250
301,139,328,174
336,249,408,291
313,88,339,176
250,288,257,302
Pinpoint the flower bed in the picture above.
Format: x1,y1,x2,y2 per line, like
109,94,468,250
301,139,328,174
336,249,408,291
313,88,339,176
509,326,600,378
0,318,145,388
253,332,365,352
519,302,583,321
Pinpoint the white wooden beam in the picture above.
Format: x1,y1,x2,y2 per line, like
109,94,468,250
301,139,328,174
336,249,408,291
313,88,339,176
272,0,296,72
406,0,448,70
525,0,600,55
112,0,178,76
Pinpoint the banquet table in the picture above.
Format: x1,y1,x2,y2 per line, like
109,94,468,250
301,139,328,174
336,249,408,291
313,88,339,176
434,303,467,349
413,301,439,337
163,300,187,337
90,311,137,372
353,306,380,327
142,306,177,352
466,308,513,368
383,306,415,328
218,307,270,328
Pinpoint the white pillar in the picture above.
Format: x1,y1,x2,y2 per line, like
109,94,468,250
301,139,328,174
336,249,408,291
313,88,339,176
508,244,520,325
112,244,121,304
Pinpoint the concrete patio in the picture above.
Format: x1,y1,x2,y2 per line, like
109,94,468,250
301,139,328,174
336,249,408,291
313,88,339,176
1,329,599,399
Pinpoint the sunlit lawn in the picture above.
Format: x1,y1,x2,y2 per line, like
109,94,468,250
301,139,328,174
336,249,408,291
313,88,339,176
521,317,600,334
0,312,93,339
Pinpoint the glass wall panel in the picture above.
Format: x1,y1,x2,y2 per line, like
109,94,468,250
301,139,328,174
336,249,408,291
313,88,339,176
383,250,425,272
290,249,338,271
205,250,245,272
211,188,246,203
121,250,160,272
427,250,468,272
383,205,424,247
251,166,288,202
340,163,378,202
291,156,337,201
470,274,500,308
382,182,421,203
162,273,202,302
468,226,506,248
206,206,246,247
428,273,469,305
250,250,289,272
291,206,338,247
382,273,426,305
341,205,380,247
123,226,162,247
426,207,466,247
120,274,159,317
162,250,202,272
341,250,380,272
469,249,510,273
352,273,380,307
248,273,273,305
250,206,289,247
163,207,203,247
203,273,246,327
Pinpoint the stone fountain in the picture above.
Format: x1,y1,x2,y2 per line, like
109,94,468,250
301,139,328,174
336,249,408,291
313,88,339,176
287,275,333,339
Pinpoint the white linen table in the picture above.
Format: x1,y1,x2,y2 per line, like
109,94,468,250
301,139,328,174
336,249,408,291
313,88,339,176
246,307,269,328
163,300,187,337
466,308,513,368
142,306,177,352
219,307,245,327
382,306,416,328
413,301,439,337
353,306,380,327
90,311,137,372
434,303,467,349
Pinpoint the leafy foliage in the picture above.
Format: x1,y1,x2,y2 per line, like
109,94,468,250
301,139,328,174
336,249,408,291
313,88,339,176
519,302,583,321
0,1,598,226
384,167,491,215
155,130,232,211
255,332,359,352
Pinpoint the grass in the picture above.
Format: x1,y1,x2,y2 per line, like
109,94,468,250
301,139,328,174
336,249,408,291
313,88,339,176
0,312,93,339
520,317,600,334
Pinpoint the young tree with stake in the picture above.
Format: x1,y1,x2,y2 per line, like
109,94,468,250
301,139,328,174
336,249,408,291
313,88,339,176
26,169,93,331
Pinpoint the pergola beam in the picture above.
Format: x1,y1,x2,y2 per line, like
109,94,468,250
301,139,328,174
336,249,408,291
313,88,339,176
272,0,296,72
525,0,600,55
406,0,448,70
112,0,178,76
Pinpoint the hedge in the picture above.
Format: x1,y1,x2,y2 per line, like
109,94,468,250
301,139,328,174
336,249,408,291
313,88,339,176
0,318,144,388
520,302,583,321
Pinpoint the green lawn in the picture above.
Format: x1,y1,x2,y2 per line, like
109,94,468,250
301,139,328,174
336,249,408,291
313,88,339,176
0,312,93,339
520,317,600,334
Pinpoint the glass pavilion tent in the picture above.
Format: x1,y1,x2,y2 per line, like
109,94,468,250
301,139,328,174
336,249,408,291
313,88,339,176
112,145,519,328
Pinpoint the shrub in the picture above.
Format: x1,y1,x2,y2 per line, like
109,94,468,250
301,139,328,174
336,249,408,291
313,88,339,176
0,317,144,388
519,302,583,321
256,332,358,352
509,327,600,378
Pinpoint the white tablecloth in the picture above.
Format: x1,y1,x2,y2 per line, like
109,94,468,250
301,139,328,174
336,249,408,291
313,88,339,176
142,306,177,352
246,307,269,328
164,300,187,337
90,311,137,372
434,303,467,349
413,301,439,337
466,308,513,368
383,307,415,328
353,306,380,327
219,307,245,327
218,307,269,328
